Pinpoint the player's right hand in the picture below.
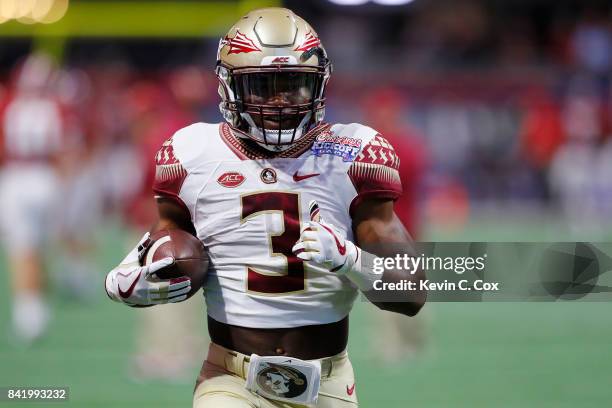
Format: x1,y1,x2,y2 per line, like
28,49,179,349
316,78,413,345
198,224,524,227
292,200,360,275
105,257,192,307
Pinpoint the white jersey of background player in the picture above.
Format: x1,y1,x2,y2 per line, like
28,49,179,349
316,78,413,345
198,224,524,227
0,53,63,343
105,8,425,408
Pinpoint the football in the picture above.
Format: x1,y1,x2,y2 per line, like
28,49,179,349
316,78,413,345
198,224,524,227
141,229,209,299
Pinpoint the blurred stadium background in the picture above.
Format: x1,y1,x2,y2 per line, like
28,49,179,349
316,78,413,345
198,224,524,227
1,0,611,407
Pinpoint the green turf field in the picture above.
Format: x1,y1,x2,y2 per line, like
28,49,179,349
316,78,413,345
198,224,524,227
1,221,611,407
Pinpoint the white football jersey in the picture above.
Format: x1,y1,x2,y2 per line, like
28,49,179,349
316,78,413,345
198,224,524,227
2,95,63,160
153,122,401,328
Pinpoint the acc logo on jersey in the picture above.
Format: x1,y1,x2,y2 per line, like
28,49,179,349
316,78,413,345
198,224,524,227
311,131,362,162
217,172,245,188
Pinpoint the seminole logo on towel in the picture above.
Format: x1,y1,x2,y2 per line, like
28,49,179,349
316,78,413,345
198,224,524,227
256,363,308,398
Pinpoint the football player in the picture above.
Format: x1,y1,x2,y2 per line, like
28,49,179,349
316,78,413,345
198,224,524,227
1,53,63,343
105,8,426,407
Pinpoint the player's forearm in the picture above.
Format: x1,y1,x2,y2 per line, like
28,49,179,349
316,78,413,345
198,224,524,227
352,213,427,316
356,248,427,317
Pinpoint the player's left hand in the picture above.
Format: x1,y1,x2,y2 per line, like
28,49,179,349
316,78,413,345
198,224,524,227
292,201,360,274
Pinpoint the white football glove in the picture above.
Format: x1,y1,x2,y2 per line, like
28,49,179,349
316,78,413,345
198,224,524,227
291,201,360,274
105,233,191,307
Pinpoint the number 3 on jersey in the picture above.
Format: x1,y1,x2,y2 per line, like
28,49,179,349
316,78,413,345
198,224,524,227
241,192,305,294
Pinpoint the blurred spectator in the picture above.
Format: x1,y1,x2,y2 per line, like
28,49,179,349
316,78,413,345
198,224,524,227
549,73,610,235
570,10,612,74
519,88,564,170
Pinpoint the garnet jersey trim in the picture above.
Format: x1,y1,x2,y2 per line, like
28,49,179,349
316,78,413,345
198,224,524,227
152,137,189,213
348,133,402,216
219,122,331,160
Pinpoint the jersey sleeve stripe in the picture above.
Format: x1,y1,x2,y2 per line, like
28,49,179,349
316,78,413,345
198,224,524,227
152,137,190,214
348,133,402,215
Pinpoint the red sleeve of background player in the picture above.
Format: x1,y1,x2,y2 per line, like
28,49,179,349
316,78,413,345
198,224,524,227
0,91,10,164
152,137,189,213
348,133,402,216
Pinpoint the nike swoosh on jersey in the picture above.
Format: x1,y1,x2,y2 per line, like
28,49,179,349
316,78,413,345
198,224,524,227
347,383,356,396
293,171,320,182
320,224,346,255
118,271,141,299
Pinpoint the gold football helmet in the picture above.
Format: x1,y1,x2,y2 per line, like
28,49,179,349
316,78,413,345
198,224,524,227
216,7,332,148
